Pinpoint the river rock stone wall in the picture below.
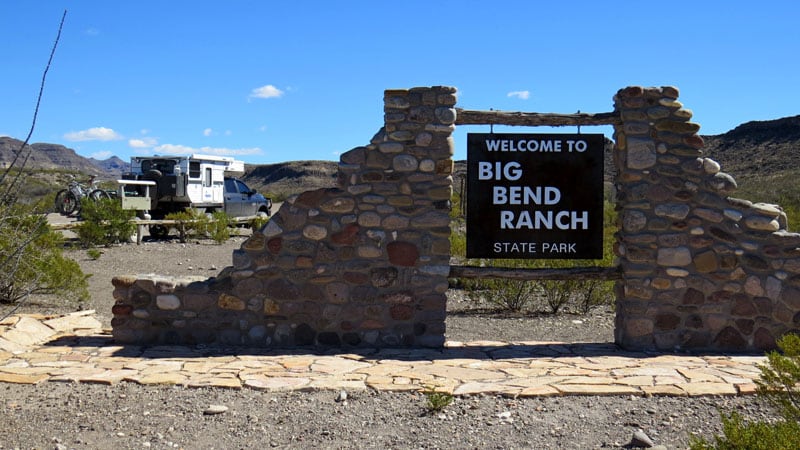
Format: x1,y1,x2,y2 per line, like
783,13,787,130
613,86,800,352
111,86,456,348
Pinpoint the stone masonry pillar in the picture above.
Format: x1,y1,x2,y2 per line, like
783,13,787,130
613,86,800,352
223,86,457,347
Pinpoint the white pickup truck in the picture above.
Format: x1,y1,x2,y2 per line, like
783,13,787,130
119,154,271,237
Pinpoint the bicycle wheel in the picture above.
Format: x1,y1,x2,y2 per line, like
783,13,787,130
54,189,69,215
59,191,79,216
67,191,82,217
89,189,111,201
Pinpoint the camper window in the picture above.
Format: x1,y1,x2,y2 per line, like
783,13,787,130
189,162,201,179
142,159,176,174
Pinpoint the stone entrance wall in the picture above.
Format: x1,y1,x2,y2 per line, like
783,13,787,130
111,86,456,347
111,85,800,352
613,86,800,352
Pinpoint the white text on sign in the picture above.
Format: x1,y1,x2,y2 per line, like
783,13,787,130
484,139,588,152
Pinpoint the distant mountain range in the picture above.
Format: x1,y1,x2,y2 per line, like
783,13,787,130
0,136,128,177
2,114,799,198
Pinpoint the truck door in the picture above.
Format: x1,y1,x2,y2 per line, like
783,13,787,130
224,178,244,217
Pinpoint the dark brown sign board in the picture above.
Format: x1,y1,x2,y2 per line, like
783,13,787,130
466,133,604,259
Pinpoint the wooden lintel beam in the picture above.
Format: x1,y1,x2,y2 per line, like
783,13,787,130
448,265,623,281
454,109,620,127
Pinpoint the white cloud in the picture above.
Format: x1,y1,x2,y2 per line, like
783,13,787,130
203,128,213,137
258,125,268,132
152,144,262,156
507,90,531,100
224,130,232,136
90,150,113,160
64,127,122,142
249,84,284,100
128,137,158,149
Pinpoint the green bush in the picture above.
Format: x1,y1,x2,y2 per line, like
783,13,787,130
757,333,800,422
422,385,454,413
0,202,89,305
449,220,466,258
481,265,540,312
690,333,800,450
164,209,231,243
207,211,231,244
75,198,136,247
164,208,210,243
690,412,800,450
249,214,270,231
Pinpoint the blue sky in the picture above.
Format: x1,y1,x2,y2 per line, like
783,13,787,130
1,1,798,165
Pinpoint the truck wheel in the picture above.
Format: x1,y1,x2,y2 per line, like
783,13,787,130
149,225,169,239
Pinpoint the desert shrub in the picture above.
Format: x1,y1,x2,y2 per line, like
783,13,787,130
461,258,539,312
538,279,577,314
575,278,612,314
165,208,210,243
449,187,465,219
690,412,800,450
75,198,136,247
483,277,539,312
207,211,231,244
690,333,800,450
164,209,231,243
249,214,270,231
0,202,89,305
757,333,800,422
422,385,454,413
449,220,466,258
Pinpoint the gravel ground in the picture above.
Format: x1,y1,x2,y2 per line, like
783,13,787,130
0,233,779,449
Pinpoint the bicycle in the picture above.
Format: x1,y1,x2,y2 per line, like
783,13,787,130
54,177,114,217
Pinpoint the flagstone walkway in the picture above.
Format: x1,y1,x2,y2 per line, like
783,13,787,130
0,311,767,397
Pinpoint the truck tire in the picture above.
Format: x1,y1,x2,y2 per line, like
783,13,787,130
149,225,169,239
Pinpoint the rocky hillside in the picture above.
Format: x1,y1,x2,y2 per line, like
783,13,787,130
702,115,800,181
242,160,339,200
0,136,112,176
